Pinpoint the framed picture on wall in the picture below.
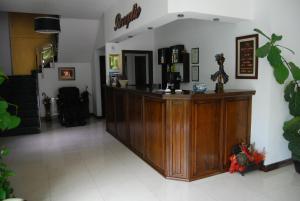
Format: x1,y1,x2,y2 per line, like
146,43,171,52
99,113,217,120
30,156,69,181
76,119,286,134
58,67,75,80
236,34,259,79
191,48,199,64
109,54,121,70
191,65,199,81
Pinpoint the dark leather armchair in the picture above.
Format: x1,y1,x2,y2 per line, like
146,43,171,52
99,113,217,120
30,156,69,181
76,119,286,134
57,87,89,127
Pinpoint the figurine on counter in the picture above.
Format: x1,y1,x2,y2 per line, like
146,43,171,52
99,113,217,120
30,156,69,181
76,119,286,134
211,53,229,93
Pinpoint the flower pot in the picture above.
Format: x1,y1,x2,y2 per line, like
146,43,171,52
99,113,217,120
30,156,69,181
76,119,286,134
294,160,300,173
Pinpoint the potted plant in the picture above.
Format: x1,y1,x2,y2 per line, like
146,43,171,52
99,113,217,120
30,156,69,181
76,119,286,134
0,69,23,200
229,143,265,175
254,29,300,173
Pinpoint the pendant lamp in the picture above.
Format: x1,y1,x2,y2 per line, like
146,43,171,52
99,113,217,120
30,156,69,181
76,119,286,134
34,16,60,34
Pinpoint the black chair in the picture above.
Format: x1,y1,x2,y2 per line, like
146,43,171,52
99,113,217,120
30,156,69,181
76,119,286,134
57,87,88,127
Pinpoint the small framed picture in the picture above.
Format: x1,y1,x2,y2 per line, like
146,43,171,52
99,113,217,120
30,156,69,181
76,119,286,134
109,54,121,70
191,48,199,64
191,65,199,81
58,67,75,80
236,34,259,79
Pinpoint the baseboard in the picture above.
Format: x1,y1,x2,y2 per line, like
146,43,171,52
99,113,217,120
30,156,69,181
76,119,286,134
261,159,293,172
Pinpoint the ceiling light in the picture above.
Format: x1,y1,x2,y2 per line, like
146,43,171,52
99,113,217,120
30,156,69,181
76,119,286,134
34,16,61,34
177,14,184,18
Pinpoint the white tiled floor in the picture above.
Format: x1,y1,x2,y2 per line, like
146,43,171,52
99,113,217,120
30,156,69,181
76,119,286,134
1,119,299,201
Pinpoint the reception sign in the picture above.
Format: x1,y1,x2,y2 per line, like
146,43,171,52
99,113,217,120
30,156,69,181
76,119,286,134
114,3,142,31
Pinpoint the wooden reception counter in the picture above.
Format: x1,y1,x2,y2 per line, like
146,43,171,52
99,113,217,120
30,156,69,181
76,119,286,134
105,86,255,181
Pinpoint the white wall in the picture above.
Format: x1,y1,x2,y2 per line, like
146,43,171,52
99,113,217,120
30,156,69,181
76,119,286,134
38,63,93,117
0,12,12,75
153,0,300,165
90,16,106,117
168,0,254,20
104,0,168,42
58,18,99,63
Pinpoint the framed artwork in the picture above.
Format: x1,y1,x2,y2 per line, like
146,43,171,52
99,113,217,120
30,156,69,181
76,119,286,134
191,48,199,64
191,65,199,81
58,67,75,80
236,34,259,79
109,54,121,70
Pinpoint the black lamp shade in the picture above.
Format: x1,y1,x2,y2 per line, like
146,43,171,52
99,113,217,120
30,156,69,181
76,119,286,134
34,16,61,34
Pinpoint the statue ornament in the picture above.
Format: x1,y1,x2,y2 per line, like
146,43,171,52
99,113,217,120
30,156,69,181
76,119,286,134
211,53,229,93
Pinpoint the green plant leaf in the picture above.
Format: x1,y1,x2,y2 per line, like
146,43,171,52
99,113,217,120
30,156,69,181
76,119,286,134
267,46,289,84
0,147,9,157
273,64,289,84
289,62,300,81
284,81,296,102
256,42,271,58
254,28,271,40
267,46,282,67
0,101,8,113
271,33,283,43
7,116,21,130
289,90,300,116
283,117,300,133
289,141,300,156
0,69,7,85
0,188,6,200
292,154,300,161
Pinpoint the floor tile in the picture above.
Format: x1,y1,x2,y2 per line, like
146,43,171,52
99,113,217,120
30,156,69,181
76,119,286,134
0,119,298,201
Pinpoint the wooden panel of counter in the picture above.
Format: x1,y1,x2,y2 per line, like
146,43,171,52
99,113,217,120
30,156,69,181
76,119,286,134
105,86,255,181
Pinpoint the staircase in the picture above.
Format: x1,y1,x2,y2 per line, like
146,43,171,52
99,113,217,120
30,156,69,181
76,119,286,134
0,74,41,136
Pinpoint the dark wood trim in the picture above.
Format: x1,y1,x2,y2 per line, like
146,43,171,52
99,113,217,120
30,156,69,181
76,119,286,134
261,159,293,172
122,50,153,86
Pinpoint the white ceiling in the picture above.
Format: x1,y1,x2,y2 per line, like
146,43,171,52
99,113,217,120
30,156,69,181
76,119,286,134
0,0,119,19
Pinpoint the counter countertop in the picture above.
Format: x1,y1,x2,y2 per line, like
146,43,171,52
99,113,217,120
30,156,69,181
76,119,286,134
106,86,256,100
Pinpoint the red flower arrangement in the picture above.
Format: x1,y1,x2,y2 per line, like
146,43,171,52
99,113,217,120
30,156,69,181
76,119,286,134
229,143,265,174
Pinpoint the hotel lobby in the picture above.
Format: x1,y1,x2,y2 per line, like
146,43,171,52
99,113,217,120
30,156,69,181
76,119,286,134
0,0,299,201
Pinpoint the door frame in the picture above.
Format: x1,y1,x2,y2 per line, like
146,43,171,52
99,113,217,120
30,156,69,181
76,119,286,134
122,50,153,86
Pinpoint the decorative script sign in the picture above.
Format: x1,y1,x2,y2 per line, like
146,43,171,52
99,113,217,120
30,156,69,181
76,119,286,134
114,3,142,31
236,34,259,79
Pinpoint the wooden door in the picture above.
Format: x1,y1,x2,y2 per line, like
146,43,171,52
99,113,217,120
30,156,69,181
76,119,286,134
134,56,147,87
191,99,222,178
144,97,166,174
128,93,144,156
115,90,129,145
223,97,251,168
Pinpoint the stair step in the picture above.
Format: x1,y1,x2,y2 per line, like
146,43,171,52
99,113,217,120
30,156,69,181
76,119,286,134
19,117,40,127
0,127,41,136
16,110,39,118
16,103,38,111
0,75,40,136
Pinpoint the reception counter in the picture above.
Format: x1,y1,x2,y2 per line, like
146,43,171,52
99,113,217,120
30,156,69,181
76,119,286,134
105,86,255,181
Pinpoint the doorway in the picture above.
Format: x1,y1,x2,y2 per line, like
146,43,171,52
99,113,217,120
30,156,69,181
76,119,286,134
122,50,153,87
